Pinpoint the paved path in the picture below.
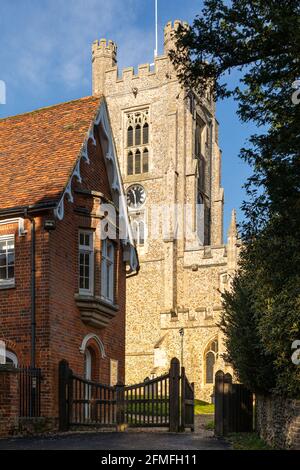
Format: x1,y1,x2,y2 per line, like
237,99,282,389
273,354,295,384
0,416,229,450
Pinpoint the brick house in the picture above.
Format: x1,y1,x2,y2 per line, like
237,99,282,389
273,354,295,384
0,96,138,432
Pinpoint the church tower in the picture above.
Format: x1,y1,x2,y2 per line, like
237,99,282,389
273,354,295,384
92,21,235,400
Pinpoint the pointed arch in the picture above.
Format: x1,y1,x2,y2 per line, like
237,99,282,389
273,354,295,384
203,336,218,385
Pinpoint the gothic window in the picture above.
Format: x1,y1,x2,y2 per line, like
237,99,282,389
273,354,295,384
125,109,149,175
204,338,218,384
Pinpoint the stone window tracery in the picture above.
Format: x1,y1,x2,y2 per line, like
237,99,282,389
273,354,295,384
126,109,149,175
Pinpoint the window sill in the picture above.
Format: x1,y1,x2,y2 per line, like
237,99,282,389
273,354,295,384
0,282,15,290
75,294,119,328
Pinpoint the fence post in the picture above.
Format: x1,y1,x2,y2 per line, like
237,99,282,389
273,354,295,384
224,372,232,435
59,360,70,431
116,381,125,431
169,357,180,432
215,370,224,436
180,366,186,432
191,382,195,432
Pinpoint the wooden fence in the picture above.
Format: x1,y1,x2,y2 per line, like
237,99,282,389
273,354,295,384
59,357,194,432
214,370,253,436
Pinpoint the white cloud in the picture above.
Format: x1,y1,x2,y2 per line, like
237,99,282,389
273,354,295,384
2,0,153,92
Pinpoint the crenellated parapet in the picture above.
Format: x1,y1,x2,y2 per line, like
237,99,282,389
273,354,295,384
92,39,117,60
164,20,189,53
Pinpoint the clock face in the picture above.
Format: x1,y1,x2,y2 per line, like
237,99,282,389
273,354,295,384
126,184,146,209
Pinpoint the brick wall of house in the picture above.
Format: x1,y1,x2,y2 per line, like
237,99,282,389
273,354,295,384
0,366,19,436
0,123,126,422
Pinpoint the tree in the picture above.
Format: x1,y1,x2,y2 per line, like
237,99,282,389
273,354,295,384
170,0,300,396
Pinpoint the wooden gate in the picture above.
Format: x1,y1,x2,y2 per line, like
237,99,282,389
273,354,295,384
214,370,253,436
59,357,194,432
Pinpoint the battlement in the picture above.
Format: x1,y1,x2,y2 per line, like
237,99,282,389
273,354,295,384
164,20,189,34
164,20,189,52
92,39,117,58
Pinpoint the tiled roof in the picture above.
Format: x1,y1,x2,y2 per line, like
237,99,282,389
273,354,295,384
0,96,101,212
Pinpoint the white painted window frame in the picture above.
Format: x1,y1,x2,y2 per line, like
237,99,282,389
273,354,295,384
0,234,15,288
101,239,115,303
78,230,94,296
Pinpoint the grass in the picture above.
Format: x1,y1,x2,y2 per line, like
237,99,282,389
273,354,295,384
194,399,214,415
204,420,214,431
227,432,272,450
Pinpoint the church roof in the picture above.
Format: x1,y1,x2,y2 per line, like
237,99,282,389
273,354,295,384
0,96,100,212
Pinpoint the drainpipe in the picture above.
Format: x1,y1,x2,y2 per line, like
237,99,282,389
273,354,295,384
24,209,36,369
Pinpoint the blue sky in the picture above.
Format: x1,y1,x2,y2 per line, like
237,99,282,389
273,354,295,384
0,0,254,237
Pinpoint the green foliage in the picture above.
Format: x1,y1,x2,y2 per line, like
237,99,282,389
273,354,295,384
204,420,214,431
171,1,300,396
227,432,272,450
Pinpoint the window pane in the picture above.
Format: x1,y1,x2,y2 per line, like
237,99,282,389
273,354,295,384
135,125,141,145
0,242,5,253
143,149,149,173
79,233,84,245
143,123,149,144
127,152,133,175
7,253,14,266
135,150,141,174
0,267,6,280
127,126,133,147
0,254,6,267
7,266,14,279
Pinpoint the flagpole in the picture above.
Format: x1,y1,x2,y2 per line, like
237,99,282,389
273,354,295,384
154,0,158,58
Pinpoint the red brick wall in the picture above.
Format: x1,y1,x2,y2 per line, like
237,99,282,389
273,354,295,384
0,367,19,436
0,126,126,420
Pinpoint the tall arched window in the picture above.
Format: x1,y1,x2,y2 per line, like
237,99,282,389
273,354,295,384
206,352,215,384
135,149,141,174
204,338,218,384
143,148,149,173
127,126,133,147
127,151,133,175
143,123,149,144
135,124,141,146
